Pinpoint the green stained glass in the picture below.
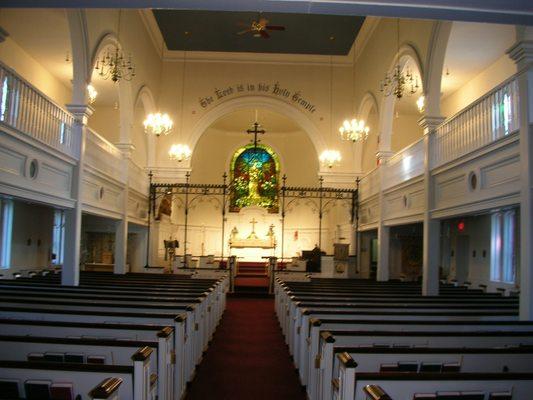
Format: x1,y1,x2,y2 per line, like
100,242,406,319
230,144,280,213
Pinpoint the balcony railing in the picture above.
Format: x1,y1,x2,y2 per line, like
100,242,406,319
85,128,126,183
383,138,425,190
432,76,519,168
0,62,78,159
129,159,149,195
359,166,380,200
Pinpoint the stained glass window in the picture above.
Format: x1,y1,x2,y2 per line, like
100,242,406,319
230,144,279,213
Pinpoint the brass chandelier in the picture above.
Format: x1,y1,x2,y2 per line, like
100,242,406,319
379,19,419,99
339,44,369,143
95,10,136,83
319,55,341,169
144,37,174,137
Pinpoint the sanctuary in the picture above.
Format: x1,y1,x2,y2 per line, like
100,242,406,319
0,2,533,399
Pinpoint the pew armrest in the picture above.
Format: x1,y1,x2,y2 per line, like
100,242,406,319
89,377,123,400
363,384,392,400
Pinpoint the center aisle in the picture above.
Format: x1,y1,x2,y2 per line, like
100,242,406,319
184,297,306,400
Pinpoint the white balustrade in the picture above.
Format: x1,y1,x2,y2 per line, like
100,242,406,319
128,159,149,195
359,167,380,200
85,128,126,183
383,138,425,190
432,76,519,168
0,62,78,159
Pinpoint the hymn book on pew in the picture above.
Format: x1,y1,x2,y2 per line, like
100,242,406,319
50,382,74,400
24,379,52,399
0,378,20,399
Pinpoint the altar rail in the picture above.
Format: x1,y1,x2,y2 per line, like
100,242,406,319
0,62,78,159
432,75,519,168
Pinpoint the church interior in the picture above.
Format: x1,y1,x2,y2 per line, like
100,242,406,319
0,1,532,399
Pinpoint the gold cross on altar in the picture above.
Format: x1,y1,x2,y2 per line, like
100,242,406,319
249,218,258,233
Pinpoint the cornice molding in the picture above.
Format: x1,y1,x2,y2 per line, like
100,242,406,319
138,9,164,55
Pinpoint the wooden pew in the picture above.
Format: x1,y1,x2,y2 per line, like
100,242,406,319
0,306,188,399
315,330,533,400
353,373,533,400
0,335,169,400
0,346,153,400
300,317,533,388
333,348,533,400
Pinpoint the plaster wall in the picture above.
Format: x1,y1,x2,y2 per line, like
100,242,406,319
0,36,71,106
441,55,516,118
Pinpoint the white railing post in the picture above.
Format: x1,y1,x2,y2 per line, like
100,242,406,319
507,32,533,320
419,115,445,296
62,104,93,286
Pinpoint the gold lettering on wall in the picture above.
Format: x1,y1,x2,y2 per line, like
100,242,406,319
198,81,317,113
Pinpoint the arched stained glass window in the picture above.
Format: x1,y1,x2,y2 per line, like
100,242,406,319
230,144,280,213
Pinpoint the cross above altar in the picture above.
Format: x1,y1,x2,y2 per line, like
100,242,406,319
246,122,265,149
249,218,258,233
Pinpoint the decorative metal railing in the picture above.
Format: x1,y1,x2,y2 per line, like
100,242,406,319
0,62,78,159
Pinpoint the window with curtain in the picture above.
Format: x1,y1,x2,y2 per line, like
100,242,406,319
490,210,516,283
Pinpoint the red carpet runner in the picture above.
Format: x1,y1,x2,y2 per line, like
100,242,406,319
184,297,306,400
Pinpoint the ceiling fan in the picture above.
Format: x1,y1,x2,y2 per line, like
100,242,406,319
237,16,286,39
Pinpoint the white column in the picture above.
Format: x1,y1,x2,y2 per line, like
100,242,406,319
376,224,390,281
507,30,533,320
114,143,135,274
419,116,445,296
376,154,391,281
62,104,93,286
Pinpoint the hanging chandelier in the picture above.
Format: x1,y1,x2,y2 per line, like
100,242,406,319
340,47,369,143
144,112,173,136
379,19,419,99
320,55,342,169
95,46,136,83
339,119,370,143
168,143,192,162
87,84,98,104
94,10,135,83
319,149,342,169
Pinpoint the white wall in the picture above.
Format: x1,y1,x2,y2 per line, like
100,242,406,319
441,55,516,118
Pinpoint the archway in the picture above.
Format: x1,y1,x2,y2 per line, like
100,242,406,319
187,95,326,168
358,91,380,172
134,85,157,167
378,44,425,157
85,33,134,147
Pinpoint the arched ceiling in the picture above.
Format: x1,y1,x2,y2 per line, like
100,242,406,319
210,107,301,134
442,21,516,99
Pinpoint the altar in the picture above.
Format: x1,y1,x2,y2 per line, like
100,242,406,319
227,207,279,261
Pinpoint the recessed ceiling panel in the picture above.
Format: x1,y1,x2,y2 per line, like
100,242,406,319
152,10,365,55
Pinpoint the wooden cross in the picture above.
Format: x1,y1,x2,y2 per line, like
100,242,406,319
246,122,265,148
249,218,258,233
